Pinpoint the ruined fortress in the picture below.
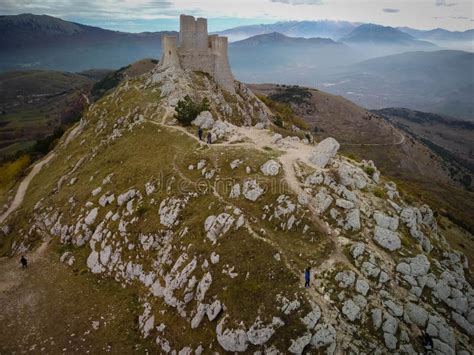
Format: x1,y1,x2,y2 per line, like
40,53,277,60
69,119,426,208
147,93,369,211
161,15,235,93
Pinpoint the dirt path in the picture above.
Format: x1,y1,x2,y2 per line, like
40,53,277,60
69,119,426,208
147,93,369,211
149,107,344,251
341,129,405,147
63,123,83,147
81,93,90,105
161,109,350,328
0,153,56,225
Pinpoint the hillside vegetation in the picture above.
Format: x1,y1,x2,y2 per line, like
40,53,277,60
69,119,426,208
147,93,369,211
0,63,473,354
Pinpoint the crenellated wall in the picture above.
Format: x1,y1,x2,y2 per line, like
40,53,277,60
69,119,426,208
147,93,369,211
160,14,235,93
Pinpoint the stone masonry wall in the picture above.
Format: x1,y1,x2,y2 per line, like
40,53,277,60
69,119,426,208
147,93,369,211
160,14,235,93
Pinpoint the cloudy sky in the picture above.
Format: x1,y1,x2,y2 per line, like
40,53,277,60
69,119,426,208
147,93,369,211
1,0,473,32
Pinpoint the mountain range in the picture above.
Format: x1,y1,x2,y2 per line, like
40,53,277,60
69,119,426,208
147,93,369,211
339,24,438,55
215,20,359,41
317,50,474,120
397,27,474,51
228,32,360,81
0,14,472,120
217,19,473,45
0,14,169,72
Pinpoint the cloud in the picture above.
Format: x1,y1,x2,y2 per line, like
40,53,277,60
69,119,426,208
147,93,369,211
0,0,178,20
270,0,323,5
382,8,400,13
435,0,458,6
434,15,472,20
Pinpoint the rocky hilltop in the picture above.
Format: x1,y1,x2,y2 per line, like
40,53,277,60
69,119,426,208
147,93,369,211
0,63,473,354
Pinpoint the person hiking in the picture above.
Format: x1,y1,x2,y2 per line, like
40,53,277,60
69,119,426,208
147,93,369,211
206,132,212,144
304,267,311,288
20,255,28,269
198,127,203,141
422,330,433,351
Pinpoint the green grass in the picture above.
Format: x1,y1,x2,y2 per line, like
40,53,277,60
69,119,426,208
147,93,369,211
0,241,152,353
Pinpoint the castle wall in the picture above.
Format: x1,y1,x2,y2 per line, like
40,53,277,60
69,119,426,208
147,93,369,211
163,14,235,93
178,52,214,75
161,35,180,68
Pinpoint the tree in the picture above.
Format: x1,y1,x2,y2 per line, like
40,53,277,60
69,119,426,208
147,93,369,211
174,95,210,126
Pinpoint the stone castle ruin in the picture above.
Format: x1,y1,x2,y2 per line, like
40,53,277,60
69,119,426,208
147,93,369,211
161,15,235,93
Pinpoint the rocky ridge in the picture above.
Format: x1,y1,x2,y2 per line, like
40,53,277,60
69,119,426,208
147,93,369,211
0,64,472,354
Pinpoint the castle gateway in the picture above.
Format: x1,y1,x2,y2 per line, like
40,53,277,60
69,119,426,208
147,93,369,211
161,15,235,93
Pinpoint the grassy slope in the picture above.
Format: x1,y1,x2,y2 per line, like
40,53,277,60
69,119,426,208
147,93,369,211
0,75,333,351
0,242,151,353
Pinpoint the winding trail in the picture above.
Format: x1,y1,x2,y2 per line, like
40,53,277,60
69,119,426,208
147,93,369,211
151,107,352,330
0,153,56,225
0,91,91,226
340,129,405,147
148,106,344,240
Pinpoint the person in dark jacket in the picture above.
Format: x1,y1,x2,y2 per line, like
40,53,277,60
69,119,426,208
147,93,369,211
304,267,311,288
422,330,433,350
198,127,203,141
206,132,212,144
20,255,28,269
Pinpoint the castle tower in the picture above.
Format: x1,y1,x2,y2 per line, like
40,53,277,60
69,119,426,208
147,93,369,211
179,15,196,50
161,14,235,93
160,35,180,68
210,36,234,93
195,17,208,51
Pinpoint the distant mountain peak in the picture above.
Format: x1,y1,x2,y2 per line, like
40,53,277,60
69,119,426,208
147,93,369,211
0,13,84,35
341,23,415,42
230,31,340,47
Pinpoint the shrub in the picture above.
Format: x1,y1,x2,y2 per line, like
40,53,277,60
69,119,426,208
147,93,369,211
345,153,358,161
364,166,375,176
373,187,385,199
33,127,64,155
174,95,210,126
258,94,308,130
269,86,312,104
137,204,148,217
273,115,283,127
0,154,31,188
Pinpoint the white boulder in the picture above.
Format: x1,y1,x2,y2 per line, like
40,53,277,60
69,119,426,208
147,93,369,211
288,333,311,354
260,160,281,176
374,226,401,251
216,316,249,352
374,211,399,231
204,213,235,243
192,111,214,129
309,137,340,168
242,179,264,201
310,323,336,349
84,208,98,226
342,299,361,321
313,188,333,214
